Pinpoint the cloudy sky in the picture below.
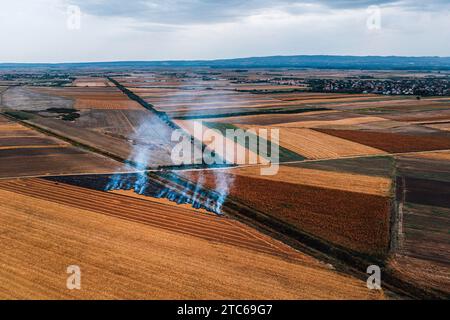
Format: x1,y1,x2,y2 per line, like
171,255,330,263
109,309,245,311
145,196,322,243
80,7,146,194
0,0,449,62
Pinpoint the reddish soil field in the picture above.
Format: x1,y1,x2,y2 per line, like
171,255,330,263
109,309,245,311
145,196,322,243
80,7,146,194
181,171,391,256
315,129,450,153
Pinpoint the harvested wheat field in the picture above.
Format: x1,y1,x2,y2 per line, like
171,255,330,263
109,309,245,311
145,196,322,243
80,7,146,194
258,127,385,159
316,129,450,153
0,180,383,300
110,189,214,215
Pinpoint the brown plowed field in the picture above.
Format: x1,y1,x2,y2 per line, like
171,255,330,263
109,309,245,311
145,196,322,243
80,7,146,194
0,148,130,178
316,129,450,153
0,114,131,178
391,172,450,296
0,186,382,299
180,171,391,255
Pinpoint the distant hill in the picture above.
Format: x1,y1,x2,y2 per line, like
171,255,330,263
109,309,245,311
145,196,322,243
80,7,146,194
2,55,450,70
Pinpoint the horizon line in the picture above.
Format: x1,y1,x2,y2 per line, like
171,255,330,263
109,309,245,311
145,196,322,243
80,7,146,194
1,54,450,65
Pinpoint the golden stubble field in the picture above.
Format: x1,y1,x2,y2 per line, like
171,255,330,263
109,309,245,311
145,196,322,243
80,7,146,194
0,186,384,300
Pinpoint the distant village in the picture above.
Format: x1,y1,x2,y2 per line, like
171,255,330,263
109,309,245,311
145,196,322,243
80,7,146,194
271,77,450,96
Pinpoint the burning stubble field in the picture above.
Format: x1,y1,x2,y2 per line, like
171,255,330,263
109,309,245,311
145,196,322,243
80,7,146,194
0,68,449,299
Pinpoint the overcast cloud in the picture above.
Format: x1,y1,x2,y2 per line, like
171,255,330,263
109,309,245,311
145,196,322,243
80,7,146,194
0,0,449,62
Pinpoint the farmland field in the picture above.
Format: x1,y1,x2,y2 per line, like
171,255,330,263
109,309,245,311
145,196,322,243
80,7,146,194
0,179,383,300
0,67,449,300
254,126,385,159
31,87,143,110
390,154,450,297
0,115,128,178
179,167,392,256
315,128,450,153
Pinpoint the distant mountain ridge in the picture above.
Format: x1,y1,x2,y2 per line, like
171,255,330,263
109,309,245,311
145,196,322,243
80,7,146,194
2,55,450,70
